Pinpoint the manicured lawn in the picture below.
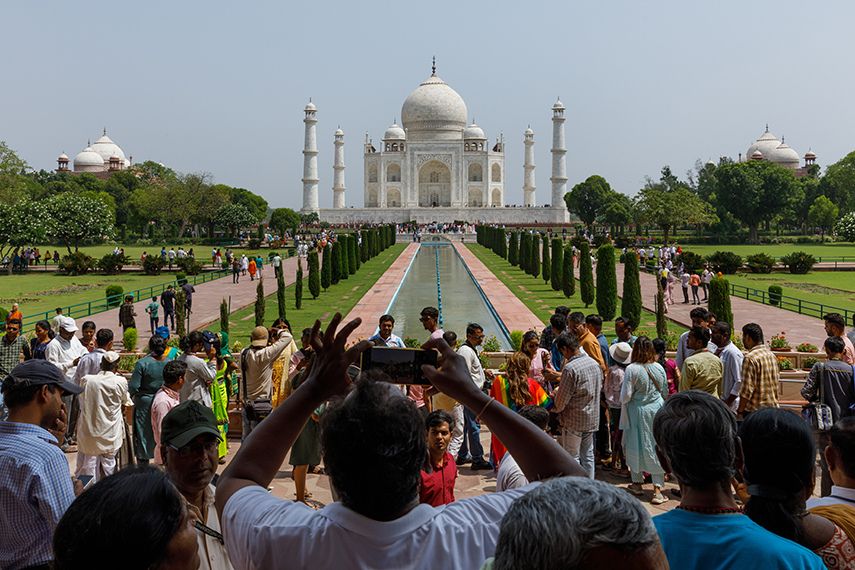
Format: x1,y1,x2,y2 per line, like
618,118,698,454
0,272,191,325
681,243,855,261
466,245,685,343
30,244,293,266
723,272,855,313
226,244,407,344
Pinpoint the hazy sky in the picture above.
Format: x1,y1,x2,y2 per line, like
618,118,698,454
3,1,854,210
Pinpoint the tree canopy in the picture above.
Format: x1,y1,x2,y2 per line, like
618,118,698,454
564,175,613,230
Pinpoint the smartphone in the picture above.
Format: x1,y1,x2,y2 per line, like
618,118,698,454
77,475,94,489
361,347,437,385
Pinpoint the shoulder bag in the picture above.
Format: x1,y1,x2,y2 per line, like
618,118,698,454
802,363,833,431
241,348,273,422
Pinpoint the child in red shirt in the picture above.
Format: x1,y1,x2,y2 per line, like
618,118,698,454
419,410,458,507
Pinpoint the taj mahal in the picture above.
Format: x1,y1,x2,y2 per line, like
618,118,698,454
302,61,570,225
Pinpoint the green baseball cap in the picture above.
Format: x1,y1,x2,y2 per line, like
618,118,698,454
160,400,221,450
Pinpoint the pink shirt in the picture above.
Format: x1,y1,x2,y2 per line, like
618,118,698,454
527,348,553,385
843,335,855,366
151,385,181,465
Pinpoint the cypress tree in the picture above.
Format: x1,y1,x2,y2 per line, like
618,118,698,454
295,258,303,310
341,236,351,279
551,238,563,291
276,262,286,320
541,235,551,285
519,232,529,273
219,298,229,333
360,230,369,262
321,244,331,291
621,252,642,330
568,244,576,296
709,276,733,328
530,233,540,279
353,234,361,271
561,244,573,297
331,241,341,285
580,242,594,307
596,244,617,321
656,279,669,339
508,232,519,266
308,250,320,299
254,278,265,326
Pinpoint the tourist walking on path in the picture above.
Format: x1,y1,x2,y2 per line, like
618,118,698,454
737,323,780,418
232,258,241,284
455,323,493,470
825,313,855,365
181,282,195,315
74,351,131,483
680,271,690,304
0,360,83,570
118,295,137,332
621,336,668,505
129,336,174,464
680,326,723,397
553,332,602,479
689,272,701,305
488,352,552,466
151,360,186,466
248,258,257,281
711,322,743,412
701,267,712,301
652,391,825,570
145,296,159,335
801,336,855,496
741,408,855,567
160,285,176,331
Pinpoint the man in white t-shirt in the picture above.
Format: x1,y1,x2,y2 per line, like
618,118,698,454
496,405,551,492
456,323,493,470
215,314,582,570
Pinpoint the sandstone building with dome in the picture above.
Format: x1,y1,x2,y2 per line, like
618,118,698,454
742,125,816,177
305,62,570,224
56,129,132,179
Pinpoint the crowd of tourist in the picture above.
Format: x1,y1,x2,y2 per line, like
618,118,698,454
3,287,855,568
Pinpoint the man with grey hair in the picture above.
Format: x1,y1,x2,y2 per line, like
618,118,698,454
488,477,667,570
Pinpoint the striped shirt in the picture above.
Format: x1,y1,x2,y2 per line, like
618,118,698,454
553,353,603,432
739,346,780,413
0,421,75,570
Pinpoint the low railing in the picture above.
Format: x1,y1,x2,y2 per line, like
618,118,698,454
22,269,230,328
728,283,854,323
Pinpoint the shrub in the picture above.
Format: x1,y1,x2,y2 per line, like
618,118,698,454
175,289,187,337
596,245,617,321
483,335,501,352
796,342,818,353
308,251,320,299
656,280,668,339
175,272,187,286
105,285,124,308
60,252,95,275
621,251,642,330
276,263,287,320
802,356,820,370
780,251,816,274
580,242,594,307
510,330,524,351
530,234,540,279
403,337,421,348
175,256,203,275
561,244,574,298
677,251,705,274
768,285,783,306
331,241,342,285
706,251,743,275
541,236,551,285
254,279,265,326
231,340,243,352
550,238,563,291
321,244,331,291
508,232,519,266
219,298,229,333
769,331,790,350
122,327,138,352
708,277,733,328
295,258,303,310
97,253,130,274
142,255,165,275
777,357,793,371
248,238,261,249
745,253,776,274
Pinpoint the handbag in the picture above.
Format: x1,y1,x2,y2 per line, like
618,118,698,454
802,363,833,432
241,348,273,422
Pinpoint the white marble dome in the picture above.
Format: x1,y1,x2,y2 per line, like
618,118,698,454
383,123,406,140
746,127,781,161
91,133,126,163
401,74,468,138
73,146,105,170
768,140,800,168
464,122,486,140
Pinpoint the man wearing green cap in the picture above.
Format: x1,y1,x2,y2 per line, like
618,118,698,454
161,400,233,570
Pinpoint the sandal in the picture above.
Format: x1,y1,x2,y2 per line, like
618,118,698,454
627,483,644,496
651,491,668,505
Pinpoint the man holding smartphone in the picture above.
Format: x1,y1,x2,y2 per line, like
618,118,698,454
456,323,493,470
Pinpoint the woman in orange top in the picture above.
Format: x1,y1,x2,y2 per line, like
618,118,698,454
488,352,552,466
248,258,257,281
689,272,701,305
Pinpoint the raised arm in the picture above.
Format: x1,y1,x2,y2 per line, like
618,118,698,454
215,314,368,520
423,338,584,481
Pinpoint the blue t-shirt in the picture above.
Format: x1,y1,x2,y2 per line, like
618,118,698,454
654,509,824,570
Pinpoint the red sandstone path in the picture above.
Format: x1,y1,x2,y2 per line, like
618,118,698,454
87,258,299,350
344,243,419,341
452,242,543,333
614,266,829,347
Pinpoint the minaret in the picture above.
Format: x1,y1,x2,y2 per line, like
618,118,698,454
332,127,346,209
523,126,536,207
301,99,319,213
550,99,567,208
